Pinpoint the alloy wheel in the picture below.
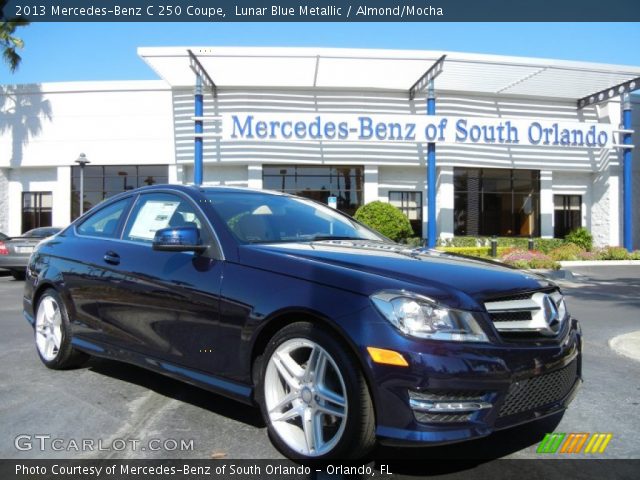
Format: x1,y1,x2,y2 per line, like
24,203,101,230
264,338,348,457
36,296,63,361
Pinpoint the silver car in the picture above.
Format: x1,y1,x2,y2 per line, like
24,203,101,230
0,227,61,280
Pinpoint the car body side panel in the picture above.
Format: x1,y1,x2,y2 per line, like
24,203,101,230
91,241,224,372
219,261,375,384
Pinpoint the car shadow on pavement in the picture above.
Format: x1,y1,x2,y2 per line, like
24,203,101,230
79,355,562,471
371,412,564,475
85,357,266,429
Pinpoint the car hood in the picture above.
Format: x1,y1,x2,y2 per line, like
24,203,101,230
237,240,554,311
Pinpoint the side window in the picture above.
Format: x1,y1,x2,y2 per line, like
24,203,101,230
123,193,209,244
76,198,132,238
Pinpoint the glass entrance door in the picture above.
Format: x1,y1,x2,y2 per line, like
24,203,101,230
554,195,581,238
22,192,52,233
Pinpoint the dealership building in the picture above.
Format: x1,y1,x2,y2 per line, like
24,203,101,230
1,47,639,248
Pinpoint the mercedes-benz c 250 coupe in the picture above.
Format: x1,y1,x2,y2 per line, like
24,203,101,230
23,185,582,459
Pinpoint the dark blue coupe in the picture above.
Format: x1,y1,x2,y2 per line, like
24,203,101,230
23,185,582,459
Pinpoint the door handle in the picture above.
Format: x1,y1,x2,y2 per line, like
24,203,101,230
103,251,120,265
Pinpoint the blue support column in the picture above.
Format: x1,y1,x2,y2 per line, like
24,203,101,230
623,93,633,251
426,81,437,248
194,75,204,186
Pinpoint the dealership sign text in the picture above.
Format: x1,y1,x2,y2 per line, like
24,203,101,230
223,113,613,148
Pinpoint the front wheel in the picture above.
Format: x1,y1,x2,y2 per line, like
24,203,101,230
34,289,89,369
256,322,375,460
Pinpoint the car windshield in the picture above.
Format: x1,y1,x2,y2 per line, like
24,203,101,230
205,191,385,244
22,227,60,238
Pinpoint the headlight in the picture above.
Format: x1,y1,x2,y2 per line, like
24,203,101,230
370,290,488,342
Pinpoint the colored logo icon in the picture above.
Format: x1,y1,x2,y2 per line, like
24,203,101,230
537,433,613,454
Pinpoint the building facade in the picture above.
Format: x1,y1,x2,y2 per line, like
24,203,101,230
1,47,639,248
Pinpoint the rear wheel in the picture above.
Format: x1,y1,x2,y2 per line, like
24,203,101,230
11,270,25,280
256,322,375,459
34,289,89,369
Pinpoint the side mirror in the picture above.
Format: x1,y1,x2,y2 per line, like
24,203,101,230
152,226,207,253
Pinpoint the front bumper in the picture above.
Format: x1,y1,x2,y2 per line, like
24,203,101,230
356,311,582,446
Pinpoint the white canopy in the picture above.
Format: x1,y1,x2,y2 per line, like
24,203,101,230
138,46,640,101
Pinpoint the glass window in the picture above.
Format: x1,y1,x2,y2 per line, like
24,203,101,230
262,165,364,216
389,191,423,237
554,195,581,238
76,197,132,238
481,169,511,192
22,192,53,233
71,165,169,220
123,193,207,244
454,168,540,237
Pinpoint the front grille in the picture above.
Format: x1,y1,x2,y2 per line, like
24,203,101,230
414,412,472,423
484,289,566,340
490,311,532,322
499,360,578,417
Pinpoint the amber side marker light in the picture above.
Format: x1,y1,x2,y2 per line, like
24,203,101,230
367,347,409,367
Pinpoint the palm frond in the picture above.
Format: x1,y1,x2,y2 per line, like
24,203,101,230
3,45,19,71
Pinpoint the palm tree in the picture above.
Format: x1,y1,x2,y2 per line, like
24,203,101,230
1,0,29,72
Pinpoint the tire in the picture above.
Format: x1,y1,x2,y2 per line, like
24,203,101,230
256,322,375,460
34,288,89,369
11,270,26,280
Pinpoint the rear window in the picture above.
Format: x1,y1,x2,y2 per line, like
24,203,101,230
76,198,132,238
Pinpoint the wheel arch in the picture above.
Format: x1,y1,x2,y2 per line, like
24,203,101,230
32,280,74,320
249,309,378,415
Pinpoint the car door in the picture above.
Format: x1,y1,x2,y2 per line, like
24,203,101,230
95,191,226,374
55,196,135,345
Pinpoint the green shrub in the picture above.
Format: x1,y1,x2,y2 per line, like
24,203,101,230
535,238,566,253
599,246,630,260
631,250,640,260
548,243,585,261
437,246,510,258
402,237,425,248
500,249,560,270
496,237,529,249
565,227,593,251
450,236,483,247
577,250,600,260
444,236,569,254
354,201,413,242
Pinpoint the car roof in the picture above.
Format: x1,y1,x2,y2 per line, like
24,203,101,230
133,184,284,195
79,184,290,219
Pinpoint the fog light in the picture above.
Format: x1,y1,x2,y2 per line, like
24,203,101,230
409,398,492,413
366,347,409,367
408,390,492,413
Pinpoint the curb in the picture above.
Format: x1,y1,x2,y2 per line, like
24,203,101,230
609,331,640,362
559,260,640,267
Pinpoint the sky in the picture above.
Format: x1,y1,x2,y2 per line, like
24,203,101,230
2,22,640,84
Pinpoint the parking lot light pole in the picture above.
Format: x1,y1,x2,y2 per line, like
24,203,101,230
75,153,90,216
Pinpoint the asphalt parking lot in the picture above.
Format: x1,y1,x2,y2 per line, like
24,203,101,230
0,266,639,464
